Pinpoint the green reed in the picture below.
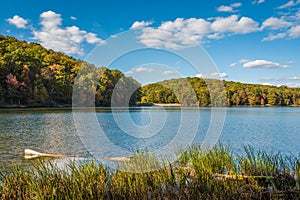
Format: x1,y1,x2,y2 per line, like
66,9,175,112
0,144,299,199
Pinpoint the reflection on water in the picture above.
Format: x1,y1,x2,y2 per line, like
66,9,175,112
0,108,88,170
0,107,299,170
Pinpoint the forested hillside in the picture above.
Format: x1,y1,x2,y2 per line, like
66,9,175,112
0,35,140,107
141,78,300,106
1,35,300,108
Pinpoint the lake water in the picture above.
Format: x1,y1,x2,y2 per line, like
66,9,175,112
0,107,299,169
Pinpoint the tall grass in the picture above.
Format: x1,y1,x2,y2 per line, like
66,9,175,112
0,144,299,199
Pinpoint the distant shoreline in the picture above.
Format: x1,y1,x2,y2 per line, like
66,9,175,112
1,104,300,109
153,103,182,107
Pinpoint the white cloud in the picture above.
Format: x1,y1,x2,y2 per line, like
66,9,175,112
261,82,272,86
261,12,300,41
260,76,300,88
7,15,28,28
207,32,223,39
260,77,281,81
296,9,300,20
217,2,242,13
139,28,182,49
288,76,300,80
283,83,300,88
261,76,300,81
259,5,300,41
262,17,292,30
40,11,61,30
289,25,300,38
130,21,153,29
85,32,104,44
163,70,176,75
211,15,260,34
70,16,77,20
275,82,300,88
239,59,251,63
252,0,265,4
135,67,153,72
277,0,299,9
195,72,228,79
242,59,290,69
126,67,154,75
262,32,287,41
33,10,105,55
217,6,235,13
138,15,260,50
230,62,237,67
231,2,242,7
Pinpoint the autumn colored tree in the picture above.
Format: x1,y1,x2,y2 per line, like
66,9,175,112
0,35,141,107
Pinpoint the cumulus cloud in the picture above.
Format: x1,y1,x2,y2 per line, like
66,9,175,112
262,17,292,30
33,11,105,55
211,15,260,34
85,32,104,43
7,15,28,28
130,21,153,29
217,2,242,13
139,26,195,50
39,11,61,30
242,59,290,69
126,67,154,75
195,72,228,79
137,15,260,50
217,6,235,13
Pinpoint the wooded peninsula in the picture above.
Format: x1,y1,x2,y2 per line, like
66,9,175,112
1,35,300,107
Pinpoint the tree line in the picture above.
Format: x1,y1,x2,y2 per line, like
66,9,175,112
140,78,300,106
1,34,300,108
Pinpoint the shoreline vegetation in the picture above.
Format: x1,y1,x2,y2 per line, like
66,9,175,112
0,145,299,199
2,103,300,109
2,35,300,108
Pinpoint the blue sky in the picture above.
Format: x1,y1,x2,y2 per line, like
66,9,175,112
1,0,300,86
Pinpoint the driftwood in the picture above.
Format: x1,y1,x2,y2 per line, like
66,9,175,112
176,166,273,180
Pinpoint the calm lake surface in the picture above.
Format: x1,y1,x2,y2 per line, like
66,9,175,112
0,107,299,169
